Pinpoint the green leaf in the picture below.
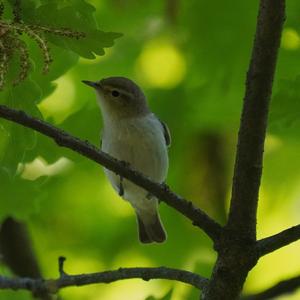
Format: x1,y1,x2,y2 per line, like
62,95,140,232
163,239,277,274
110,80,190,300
0,79,42,175
29,43,79,100
0,1,110,175
24,2,122,59
2,0,121,95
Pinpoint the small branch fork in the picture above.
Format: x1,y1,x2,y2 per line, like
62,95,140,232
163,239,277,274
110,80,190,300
0,258,208,294
257,224,300,257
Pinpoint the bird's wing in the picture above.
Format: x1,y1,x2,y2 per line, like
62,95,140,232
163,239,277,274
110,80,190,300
159,119,171,147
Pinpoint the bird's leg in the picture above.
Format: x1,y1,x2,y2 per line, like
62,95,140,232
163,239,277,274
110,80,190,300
119,175,124,196
156,181,169,203
118,160,130,196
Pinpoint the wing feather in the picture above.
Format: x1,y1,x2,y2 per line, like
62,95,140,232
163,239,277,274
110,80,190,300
159,119,171,147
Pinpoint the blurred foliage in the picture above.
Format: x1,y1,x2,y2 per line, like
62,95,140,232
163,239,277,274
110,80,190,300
0,0,300,300
146,289,173,300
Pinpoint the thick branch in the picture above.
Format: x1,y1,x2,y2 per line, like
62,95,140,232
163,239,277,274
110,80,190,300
203,1,285,299
257,224,300,257
0,104,222,241
226,0,285,241
0,267,208,293
242,274,300,300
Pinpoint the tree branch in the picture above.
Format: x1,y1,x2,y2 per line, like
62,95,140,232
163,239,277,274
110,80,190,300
257,224,300,257
203,1,285,299
226,0,285,241
0,266,208,294
242,274,300,300
0,104,222,242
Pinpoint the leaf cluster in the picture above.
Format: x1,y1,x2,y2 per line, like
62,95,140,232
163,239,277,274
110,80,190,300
0,0,85,89
0,0,121,219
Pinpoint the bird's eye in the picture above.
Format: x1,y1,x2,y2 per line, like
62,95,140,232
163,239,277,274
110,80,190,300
111,90,120,97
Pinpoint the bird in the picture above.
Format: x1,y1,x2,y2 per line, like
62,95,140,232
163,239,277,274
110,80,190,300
82,77,170,243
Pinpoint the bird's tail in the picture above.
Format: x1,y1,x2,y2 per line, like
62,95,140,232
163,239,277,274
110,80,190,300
137,211,166,243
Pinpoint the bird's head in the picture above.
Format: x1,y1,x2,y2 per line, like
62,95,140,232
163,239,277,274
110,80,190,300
82,77,150,119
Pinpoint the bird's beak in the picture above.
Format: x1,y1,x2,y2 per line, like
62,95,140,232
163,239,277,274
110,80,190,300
82,80,101,89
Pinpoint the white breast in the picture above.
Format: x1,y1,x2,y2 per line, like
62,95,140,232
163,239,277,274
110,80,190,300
101,113,168,204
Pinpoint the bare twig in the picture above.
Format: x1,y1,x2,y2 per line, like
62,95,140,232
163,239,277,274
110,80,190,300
257,224,300,257
0,266,208,293
58,256,67,278
242,274,300,300
0,104,222,242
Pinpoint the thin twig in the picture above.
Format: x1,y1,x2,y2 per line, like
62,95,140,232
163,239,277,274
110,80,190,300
0,104,222,242
0,267,209,293
242,274,300,300
58,256,67,278
257,224,300,257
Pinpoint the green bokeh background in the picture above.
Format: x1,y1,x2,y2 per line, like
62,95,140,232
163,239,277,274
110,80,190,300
1,0,300,299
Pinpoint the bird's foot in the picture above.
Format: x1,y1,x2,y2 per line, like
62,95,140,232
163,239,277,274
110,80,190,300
119,175,124,196
117,160,130,197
